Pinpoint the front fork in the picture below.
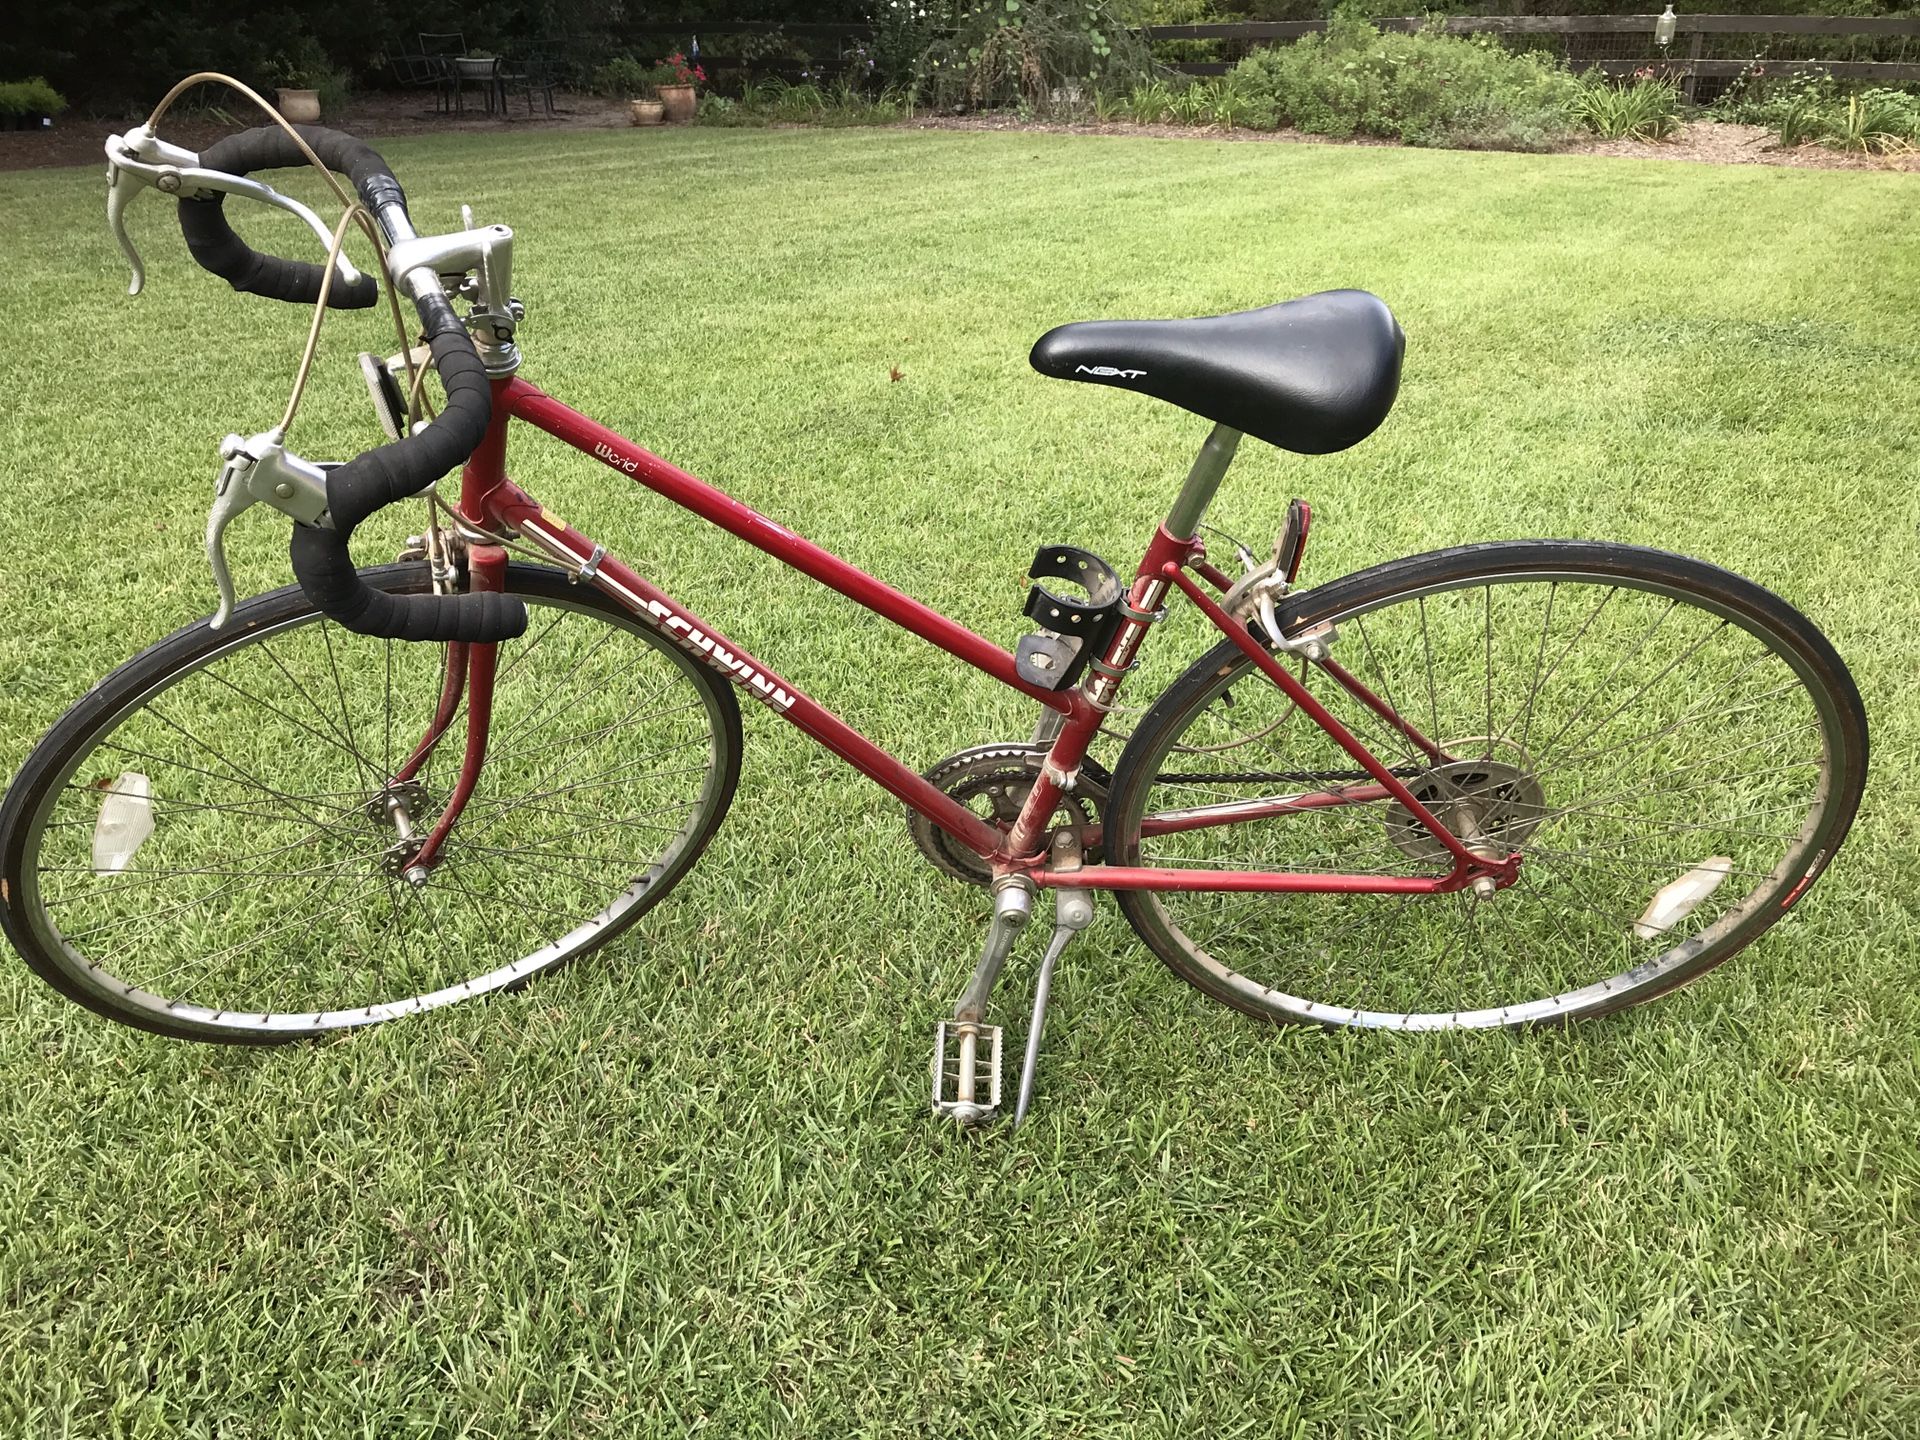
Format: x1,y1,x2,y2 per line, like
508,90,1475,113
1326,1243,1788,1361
377,393,519,882
381,544,507,883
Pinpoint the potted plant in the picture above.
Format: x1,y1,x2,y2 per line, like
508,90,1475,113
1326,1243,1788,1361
269,37,348,124
0,77,68,130
648,51,706,123
596,56,665,125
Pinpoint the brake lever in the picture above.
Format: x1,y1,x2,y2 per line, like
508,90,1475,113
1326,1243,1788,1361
205,430,333,628
104,127,365,297
105,159,146,295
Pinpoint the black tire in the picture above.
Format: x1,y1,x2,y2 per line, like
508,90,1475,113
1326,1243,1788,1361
0,563,742,1043
1106,541,1868,1028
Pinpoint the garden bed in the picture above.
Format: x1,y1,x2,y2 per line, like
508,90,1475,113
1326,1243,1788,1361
908,114,1920,173
0,89,634,171
9,95,1912,177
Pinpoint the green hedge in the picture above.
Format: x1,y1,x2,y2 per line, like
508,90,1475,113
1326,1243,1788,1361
0,77,68,120
1228,13,1585,151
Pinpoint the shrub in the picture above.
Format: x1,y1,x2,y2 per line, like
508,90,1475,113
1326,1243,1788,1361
1578,76,1684,142
268,35,349,115
692,95,750,126
696,78,911,129
1127,79,1176,124
871,0,941,92
1207,75,1277,131
1167,81,1212,126
1229,14,1584,153
1713,68,1831,146
1716,71,1919,153
1828,89,1918,154
0,76,68,119
1712,67,1831,127
924,0,1154,114
1776,97,1831,147
592,56,654,98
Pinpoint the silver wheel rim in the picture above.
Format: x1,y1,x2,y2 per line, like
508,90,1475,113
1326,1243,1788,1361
1124,567,1849,1027
14,587,728,1035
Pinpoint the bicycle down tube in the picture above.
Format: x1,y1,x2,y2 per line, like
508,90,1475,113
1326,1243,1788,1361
429,375,1507,896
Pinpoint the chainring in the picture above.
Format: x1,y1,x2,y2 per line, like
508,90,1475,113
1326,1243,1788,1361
907,743,1105,886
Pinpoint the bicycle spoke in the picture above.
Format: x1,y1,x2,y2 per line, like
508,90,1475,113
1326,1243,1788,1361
1482,584,1494,752
116,712,339,834
1352,614,1417,768
319,622,381,797
1507,580,1555,755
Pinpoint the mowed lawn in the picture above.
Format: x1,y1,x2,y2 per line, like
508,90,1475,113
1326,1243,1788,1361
1,124,1917,1435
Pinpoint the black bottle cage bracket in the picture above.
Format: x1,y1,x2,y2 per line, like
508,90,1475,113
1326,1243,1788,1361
1015,545,1124,691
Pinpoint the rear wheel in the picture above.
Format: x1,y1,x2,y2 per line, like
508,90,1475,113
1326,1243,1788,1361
0,563,742,1042
1105,542,1867,1028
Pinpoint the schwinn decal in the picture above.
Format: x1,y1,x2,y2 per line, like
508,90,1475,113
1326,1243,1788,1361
593,440,639,474
1076,365,1146,380
642,598,796,712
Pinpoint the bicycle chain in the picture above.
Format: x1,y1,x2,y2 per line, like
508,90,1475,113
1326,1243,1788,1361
1152,767,1423,784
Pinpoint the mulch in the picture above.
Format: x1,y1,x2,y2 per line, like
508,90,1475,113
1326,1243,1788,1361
0,91,634,172
909,115,1920,174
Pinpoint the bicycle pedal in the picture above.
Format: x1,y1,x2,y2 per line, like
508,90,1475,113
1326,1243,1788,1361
930,1020,1002,1126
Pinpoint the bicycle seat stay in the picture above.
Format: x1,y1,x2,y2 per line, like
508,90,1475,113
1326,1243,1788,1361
1028,289,1404,455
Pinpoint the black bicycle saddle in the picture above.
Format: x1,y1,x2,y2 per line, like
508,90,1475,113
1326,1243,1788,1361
1029,289,1405,455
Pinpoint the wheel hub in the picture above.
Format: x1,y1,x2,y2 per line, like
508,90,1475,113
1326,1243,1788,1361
363,779,430,826
1383,742,1546,865
364,780,435,876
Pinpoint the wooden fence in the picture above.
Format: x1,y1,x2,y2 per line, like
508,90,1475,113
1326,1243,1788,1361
1144,15,1920,95
629,16,1920,97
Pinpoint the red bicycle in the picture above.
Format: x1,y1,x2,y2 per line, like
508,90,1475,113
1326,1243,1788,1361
0,100,1868,1127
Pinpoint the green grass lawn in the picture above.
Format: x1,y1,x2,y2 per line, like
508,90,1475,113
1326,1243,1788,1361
1,125,1917,1436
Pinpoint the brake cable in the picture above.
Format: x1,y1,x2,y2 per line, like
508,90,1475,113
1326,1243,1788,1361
145,73,436,438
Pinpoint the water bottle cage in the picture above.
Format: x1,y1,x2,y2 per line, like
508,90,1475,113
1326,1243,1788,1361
1014,545,1124,691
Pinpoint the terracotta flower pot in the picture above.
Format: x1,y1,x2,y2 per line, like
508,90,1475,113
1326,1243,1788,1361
276,88,321,124
656,84,696,123
630,99,665,126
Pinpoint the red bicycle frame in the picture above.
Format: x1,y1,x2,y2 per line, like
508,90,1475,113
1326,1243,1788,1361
401,374,1515,898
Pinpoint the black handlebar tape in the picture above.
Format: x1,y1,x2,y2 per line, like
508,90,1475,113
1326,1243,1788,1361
289,295,529,643
198,124,409,215
290,523,528,641
174,124,409,309
177,198,379,308
182,124,525,641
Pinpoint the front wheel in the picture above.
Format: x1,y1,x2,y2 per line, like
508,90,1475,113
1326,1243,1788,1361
1106,542,1867,1029
0,563,743,1042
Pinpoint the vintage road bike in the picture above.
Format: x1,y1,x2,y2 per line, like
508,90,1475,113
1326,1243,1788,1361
0,88,1869,1127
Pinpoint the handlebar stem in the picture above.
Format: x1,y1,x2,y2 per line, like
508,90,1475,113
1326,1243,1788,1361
385,222,521,376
